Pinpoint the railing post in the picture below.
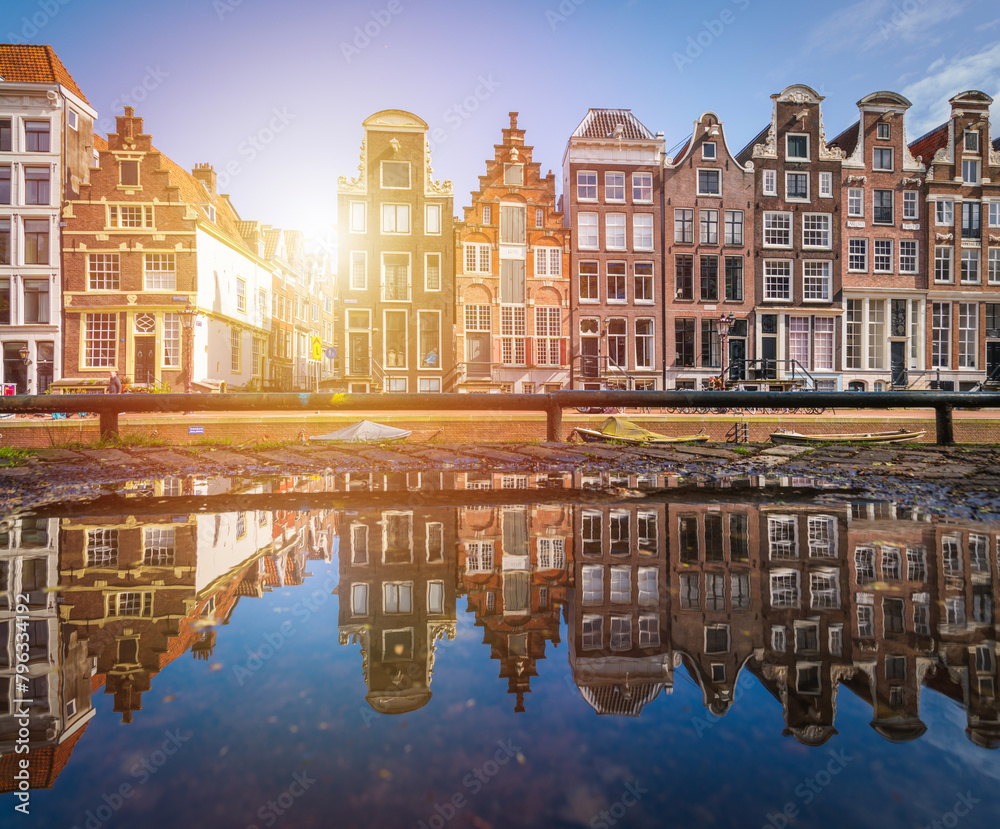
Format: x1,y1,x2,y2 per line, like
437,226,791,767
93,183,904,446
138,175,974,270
99,408,119,442
546,401,563,442
935,403,954,446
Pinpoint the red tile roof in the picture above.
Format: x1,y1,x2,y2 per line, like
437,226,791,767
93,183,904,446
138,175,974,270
0,43,89,104
908,122,948,164
571,108,655,140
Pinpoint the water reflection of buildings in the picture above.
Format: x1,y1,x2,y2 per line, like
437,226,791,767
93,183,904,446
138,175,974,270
4,475,1000,795
337,472,458,714
458,472,572,712
568,473,672,716
1,475,338,793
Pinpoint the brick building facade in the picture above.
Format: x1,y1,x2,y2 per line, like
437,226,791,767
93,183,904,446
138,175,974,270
563,109,665,390
455,113,570,393
337,110,454,393
663,112,755,389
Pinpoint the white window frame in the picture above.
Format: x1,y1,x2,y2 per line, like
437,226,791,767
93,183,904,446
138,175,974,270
702,141,717,160
633,213,654,251
903,191,918,220
873,239,893,274
936,200,954,225
577,170,597,201
697,168,721,196
763,212,792,248
899,240,918,274
848,188,864,218
785,133,809,161
350,251,367,290
763,260,792,302
632,172,653,203
785,171,809,201
934,246,953,283
802,213,831,249
349,202,366,233
848,238,868,272
605,213,626,251
605,171,625,203
425,203,441,235
381,203,411,234
819,171,833,198
802,261,831,302
873,146,894,171
763,169,777,196
577,212,599,250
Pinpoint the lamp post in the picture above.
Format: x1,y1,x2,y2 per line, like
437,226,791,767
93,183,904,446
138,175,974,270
179,305,196,393
717,312,735,388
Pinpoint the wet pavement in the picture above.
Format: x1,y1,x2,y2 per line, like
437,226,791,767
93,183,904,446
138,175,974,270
2,440,999,519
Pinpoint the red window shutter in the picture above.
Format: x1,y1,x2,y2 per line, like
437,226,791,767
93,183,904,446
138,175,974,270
560,338,568,365
525,337,533,366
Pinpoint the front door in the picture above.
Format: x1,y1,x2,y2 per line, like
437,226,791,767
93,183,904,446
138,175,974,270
134,336,155,384
581,336,600,378
728,339,746,382
761,337,777,380
350,333,370,376
466,333,490,379
987,342,1000,382
890,341,907,387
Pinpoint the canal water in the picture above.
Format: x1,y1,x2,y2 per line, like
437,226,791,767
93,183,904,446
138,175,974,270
2,471,999,828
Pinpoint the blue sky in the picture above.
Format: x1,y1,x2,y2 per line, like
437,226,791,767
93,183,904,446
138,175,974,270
6,0,1000,240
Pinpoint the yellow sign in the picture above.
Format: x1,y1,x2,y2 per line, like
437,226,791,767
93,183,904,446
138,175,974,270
311,336,322,361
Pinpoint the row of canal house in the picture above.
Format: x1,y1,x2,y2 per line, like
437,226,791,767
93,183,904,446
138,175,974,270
3,484,998,792
4,43,1000,396
339,87,1000,395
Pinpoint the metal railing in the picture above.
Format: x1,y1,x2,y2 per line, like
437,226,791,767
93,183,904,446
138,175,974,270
3,390,1000,445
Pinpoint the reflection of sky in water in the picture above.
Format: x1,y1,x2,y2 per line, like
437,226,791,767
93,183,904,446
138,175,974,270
15,573,1000,829
6,499,1000,829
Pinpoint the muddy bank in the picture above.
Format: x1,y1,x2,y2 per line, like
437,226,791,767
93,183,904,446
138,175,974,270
2,441,999,519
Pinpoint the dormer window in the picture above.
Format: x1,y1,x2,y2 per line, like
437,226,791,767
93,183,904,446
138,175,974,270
876,122,890,140
202,203,216,222
702,142,717,160
68,110,78,131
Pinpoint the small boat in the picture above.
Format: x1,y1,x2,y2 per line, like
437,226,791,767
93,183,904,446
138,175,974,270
310,420,411,442
769,428,925,445
574,417,710,445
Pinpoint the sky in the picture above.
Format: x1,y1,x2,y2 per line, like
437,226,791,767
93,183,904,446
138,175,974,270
5,0,1000,244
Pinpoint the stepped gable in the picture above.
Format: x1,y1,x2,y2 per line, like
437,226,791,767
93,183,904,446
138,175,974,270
0,43,90,103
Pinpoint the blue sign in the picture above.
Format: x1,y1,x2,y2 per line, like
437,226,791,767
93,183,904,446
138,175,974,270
325,347,337,359
188,426,205,435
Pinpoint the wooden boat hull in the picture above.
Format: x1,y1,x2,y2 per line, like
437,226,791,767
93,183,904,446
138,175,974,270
575,428,710,445
770,429,925,445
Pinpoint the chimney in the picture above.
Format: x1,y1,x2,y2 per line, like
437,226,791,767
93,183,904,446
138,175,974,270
192,163,217,196
115,106,143,142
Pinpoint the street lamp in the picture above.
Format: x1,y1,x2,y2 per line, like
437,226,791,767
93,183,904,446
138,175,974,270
179,305,196,393
17,345,30,365
717,312,735,388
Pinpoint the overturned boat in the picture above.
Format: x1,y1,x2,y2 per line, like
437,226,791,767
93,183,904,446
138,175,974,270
574,416,710,446
769,428,925,445
310,420,411,443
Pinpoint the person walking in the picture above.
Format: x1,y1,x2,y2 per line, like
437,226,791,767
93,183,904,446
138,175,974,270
107,369,123,394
